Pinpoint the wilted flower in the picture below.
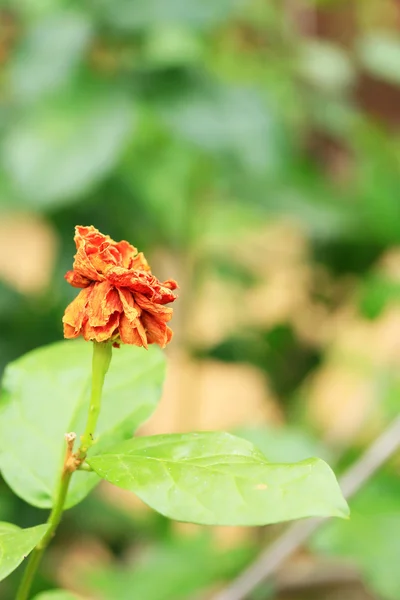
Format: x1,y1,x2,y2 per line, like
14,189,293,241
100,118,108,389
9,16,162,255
63,226,178,348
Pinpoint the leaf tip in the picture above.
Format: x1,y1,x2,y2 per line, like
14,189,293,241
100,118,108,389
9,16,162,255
334,496,350,520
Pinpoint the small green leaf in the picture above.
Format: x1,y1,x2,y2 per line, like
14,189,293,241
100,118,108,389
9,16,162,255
0,340,165,509
0,522,47,582
88,432,349,526
32,592,81,600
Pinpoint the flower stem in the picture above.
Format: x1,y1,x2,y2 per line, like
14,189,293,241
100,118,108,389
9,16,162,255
15,341,112,600
15,470,73,600
78,341,112,457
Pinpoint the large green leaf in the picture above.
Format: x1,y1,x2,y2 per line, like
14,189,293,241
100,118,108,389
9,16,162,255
0,522,47,582
88,432,349,526
2,89,134,209
33,592,81,600
0,340,165,509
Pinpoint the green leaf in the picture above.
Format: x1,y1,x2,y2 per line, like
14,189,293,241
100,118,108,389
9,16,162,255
0,340,165,509
0,522,47,582
2,89,134,209
88,432,349,526
32,592,81,600
33,592,81,600
10,11,93,102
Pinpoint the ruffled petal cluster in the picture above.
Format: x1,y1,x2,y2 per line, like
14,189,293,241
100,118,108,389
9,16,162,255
63,226,178,348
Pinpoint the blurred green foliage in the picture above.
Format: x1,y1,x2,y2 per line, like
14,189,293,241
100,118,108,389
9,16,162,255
1,0,400,599
312,472,400,600
85,535,253,600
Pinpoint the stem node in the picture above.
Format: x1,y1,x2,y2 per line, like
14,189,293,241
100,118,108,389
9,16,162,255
15,342,112,600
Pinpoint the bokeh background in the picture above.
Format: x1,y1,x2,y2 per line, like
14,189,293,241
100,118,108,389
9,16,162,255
1,0,400,598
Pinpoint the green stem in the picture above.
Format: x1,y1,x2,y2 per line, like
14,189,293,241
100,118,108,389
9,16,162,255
15,470,73,600
78,341,112,457
15,341,112,600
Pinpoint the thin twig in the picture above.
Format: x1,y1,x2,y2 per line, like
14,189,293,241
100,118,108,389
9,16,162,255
213,415,400,600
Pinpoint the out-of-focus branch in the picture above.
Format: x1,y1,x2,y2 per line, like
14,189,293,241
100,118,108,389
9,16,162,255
213,415,400,600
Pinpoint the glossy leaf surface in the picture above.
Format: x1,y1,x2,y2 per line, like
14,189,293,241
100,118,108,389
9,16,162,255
88,432,349,526
0,522,47,582
0,340,165,508
33,592,81,600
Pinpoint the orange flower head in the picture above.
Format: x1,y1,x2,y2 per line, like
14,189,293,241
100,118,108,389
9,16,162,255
63,226,178,348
